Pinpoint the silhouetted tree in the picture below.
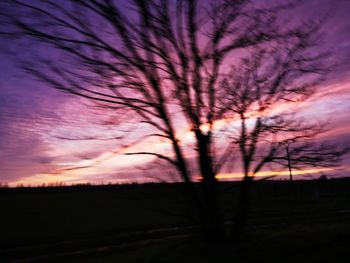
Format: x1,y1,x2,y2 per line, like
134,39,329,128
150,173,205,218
1,0,346,242
217,38,348,239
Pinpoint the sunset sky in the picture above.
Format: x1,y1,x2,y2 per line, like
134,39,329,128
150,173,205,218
0,0,350,186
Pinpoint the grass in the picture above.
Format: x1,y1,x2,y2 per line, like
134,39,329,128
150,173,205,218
1,179,350,262
52,222,350,263
0,184,189,248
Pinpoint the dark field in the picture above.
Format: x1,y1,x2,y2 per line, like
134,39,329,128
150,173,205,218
1,179,350,262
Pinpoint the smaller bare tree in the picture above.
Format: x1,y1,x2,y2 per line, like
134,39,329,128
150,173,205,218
217,28,348,239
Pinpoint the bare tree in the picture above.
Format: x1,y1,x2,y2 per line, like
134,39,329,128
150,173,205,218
1,0,345,242
217,34,348,239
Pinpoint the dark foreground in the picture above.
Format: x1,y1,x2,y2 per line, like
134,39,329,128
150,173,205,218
1,178,350,262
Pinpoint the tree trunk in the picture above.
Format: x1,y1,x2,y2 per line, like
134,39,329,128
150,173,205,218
231,176,252,242
197,132,224,242
171,138,203,222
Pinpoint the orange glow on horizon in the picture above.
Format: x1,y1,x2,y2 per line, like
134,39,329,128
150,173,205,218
10,167,340,187
194,167,336,181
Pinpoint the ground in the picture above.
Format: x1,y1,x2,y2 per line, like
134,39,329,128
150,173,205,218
1,179,350,262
